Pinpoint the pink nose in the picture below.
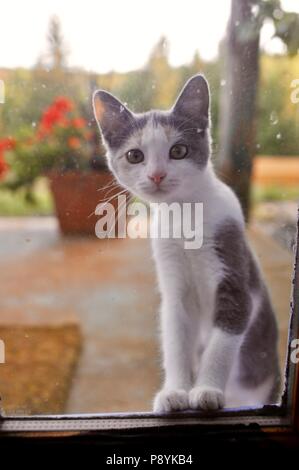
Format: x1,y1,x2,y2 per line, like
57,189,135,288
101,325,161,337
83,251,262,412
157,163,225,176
148,172,166,185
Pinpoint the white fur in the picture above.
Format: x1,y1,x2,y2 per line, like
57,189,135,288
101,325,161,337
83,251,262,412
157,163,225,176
150,163,253,411
96,97,275,412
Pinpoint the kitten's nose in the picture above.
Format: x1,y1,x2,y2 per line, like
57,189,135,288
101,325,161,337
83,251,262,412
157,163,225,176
148,172,166,185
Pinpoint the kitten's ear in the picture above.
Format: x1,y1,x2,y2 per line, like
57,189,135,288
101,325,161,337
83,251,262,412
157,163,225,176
172,74,210,128
93,90,134,148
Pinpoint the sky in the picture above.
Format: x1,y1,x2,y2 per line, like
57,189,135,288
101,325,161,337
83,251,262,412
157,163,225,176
1,0,299,73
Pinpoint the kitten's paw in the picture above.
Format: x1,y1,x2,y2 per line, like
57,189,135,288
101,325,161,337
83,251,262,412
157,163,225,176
189,386,224,411
153,389,189,413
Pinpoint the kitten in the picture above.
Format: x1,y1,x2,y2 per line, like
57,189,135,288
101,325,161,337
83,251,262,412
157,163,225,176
93,75,281,412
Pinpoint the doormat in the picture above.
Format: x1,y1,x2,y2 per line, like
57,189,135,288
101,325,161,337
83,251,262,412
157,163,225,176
0,323,82,415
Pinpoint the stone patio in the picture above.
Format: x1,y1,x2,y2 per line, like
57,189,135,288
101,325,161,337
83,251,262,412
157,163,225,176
0,216,295,413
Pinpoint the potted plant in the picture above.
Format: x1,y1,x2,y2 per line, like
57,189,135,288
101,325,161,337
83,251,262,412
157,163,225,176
0,97,122,235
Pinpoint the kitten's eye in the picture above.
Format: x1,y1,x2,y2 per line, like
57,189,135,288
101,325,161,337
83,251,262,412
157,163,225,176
126,149,144,164
169,144,188,160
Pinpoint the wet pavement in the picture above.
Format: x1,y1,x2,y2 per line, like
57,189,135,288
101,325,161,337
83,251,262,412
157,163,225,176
0,217,294,413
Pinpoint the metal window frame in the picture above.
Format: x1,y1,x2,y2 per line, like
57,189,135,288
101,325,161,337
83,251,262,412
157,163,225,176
0,213,298,445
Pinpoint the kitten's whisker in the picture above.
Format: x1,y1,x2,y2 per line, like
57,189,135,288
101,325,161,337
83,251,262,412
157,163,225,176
180,127,202,134
96,179,118,192
99,188,128,205
101,184,124,201
87,188,128,219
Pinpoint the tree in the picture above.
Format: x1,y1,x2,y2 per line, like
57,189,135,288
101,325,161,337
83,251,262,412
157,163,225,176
47,15,68,71
217,0,299,221
146,37,178,109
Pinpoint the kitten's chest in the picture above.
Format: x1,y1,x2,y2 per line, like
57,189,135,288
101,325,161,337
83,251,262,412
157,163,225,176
183,240,222,347
185,239,222,302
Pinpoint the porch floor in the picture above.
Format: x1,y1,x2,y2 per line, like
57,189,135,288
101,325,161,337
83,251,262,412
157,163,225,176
0,217,294,413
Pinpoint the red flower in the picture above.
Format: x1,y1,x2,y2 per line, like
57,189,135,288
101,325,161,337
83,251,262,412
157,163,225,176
38,96,74,136
53,97,73,113
68,136,81,149
0,138,14,179
72,117,86,129
0,152,9,179
0,137,16,151
40,107,64,132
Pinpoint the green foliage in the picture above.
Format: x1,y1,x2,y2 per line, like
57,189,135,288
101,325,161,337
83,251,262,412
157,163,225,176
1,26,299,218
252,184,299,203
1,97,94,194
0,178,53,216
257,54,299,155
2,39,298,161
113,70,156,113
0,5,298,220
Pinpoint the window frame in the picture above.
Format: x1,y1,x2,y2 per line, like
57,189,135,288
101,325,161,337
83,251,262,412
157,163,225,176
0,213,298,445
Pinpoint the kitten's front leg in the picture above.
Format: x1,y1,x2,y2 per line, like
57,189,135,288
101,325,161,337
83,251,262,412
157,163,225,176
189,268,250,410
153,299,194,412
189,328,243,410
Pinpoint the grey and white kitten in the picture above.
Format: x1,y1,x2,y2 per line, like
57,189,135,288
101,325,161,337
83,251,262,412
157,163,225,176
93,75,281,412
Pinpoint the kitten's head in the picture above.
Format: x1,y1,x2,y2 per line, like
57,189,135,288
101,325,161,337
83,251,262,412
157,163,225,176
93,75,211,203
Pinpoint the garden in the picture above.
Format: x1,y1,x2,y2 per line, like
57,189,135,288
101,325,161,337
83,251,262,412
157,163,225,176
0,0,299,415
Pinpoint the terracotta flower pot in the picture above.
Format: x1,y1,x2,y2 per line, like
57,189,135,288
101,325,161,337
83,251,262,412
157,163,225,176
48,171,123,236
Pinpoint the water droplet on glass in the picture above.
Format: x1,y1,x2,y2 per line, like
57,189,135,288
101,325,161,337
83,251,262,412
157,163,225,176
270,111,279,125
276,133,282,140
251,5,259,17
120,105,124,113
220,79,226,87
42,84,46,89
273,8,284,20
32,121,36,127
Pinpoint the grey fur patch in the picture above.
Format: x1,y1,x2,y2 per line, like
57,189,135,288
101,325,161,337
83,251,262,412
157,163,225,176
248,253,261,291
107,112,149,150
172,74,210,129
213,217,281,401
239,287,281,400
168,111,210,168
139,110,211,168
93,90,150,150
105,107,211,168
213,219,252,334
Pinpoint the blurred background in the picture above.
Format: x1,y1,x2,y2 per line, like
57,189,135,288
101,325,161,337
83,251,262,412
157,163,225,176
0,0,298,415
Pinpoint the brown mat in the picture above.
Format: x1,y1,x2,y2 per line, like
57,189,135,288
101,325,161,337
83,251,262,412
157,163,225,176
0,324,82,415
